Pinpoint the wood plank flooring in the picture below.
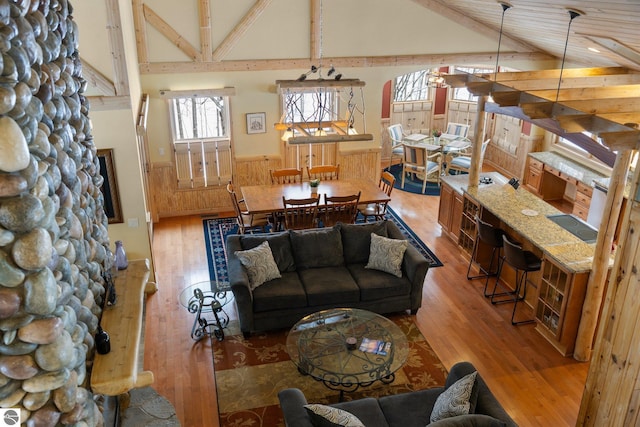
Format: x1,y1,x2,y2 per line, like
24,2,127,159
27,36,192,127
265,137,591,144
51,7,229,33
144,186,589,427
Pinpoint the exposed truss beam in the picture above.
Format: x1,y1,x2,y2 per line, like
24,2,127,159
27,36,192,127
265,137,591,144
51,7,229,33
212,0,273,61
140,51,551,74
199,0,212,62
105,0,129,96
81,58,116,96
143,4,201,61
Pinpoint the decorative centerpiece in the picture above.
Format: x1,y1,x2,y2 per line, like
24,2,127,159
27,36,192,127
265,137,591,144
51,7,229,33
432,129,442,145
309,179,320,194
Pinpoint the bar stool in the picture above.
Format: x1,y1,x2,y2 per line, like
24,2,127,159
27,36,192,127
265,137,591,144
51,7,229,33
467,216,504,297
491,235,541,325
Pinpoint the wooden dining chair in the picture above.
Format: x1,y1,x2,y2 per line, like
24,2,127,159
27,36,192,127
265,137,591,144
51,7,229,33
227,183,270,234
307,164,340,181
270,168,303,184
282,196,320,230
402,144,442,193
388,124,405,169
358,171,395,222
322,192,361,227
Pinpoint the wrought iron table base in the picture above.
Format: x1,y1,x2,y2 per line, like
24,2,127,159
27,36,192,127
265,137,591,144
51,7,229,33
188,289,229,341
298,368,396,402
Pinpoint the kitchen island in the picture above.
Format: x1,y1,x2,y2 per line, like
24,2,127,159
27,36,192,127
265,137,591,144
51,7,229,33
439,172,609,356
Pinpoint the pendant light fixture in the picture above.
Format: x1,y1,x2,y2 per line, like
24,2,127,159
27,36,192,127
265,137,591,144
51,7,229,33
556,9,582,102
494,2,512,81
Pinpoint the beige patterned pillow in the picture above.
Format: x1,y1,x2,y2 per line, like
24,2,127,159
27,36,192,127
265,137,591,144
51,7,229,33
430,371,478,423
365,233,408,278
234,241,281,290
304,404,365,427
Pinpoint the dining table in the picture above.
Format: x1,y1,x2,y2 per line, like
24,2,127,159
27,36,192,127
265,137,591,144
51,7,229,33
240,179,391,215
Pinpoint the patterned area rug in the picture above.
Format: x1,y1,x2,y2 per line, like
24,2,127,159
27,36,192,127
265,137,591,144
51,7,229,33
386,164,443,196
213,314,447,426
203,207,443,288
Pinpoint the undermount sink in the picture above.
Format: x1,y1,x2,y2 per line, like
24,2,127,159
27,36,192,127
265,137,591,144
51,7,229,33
546,214,598,244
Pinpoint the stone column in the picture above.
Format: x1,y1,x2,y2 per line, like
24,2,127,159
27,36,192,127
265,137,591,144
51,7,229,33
0,1,109,425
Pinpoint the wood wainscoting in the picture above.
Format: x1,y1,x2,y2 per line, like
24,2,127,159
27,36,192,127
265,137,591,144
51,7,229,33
148,149,381,220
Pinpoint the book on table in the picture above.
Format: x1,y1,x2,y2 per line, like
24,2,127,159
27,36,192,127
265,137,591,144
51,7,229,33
359,338,391,355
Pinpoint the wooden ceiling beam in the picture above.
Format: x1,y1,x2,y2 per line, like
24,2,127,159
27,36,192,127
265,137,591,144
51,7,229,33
527,85,640,102
139,51,551,74
143,4,201,62
80,58,116,96
105,0,129,96
496,73,640,91
480,66,632,82
212,0,273,62
199,0,212,62
132,0,148,64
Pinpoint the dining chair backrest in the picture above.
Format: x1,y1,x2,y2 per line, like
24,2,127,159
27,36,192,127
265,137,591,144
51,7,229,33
380,171,395,197
271,168,303,184
445,122,470,138
402,144,427,169
226,182,243,219
282,196,320,230
388,124,404,146
307,164,340,181
323,192,361,227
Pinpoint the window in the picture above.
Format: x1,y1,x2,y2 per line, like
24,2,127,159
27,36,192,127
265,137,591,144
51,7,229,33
451,67,495,102
393,70,432,101
282,89,338,135
166,93,233,189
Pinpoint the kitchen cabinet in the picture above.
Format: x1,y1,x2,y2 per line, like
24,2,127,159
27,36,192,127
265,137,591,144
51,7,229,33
572,181,592,221
459,195,480,257
525,157,543,194
438,181,464,243
535,258,589,356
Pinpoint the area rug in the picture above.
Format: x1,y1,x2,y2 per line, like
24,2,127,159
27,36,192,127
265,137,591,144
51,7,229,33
213,314,447,426
203,207,443,288
386,164,441,196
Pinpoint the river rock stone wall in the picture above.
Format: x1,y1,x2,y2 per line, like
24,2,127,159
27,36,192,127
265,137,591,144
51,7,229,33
0,0,109,425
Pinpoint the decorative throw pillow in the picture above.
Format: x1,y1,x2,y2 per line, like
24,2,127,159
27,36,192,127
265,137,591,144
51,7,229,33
234,241,281,290
339,221,388,264
304,404,365,427
365,233,408,277
430,371,478,423
428,414,507,427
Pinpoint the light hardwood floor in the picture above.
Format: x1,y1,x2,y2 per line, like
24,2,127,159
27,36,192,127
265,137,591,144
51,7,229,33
144,186,589,427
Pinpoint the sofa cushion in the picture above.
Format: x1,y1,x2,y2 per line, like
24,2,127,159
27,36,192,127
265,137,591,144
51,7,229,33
290,226,344,269
234,241,281,290
347,264,412,301
431,371,478,423
339,221,388,264
366,233,408,278
378,388,443,427
304,404,365,427
252,272,307,312
240,231,296,272
299,267,360,306
429,414,507,426
333,398,390,427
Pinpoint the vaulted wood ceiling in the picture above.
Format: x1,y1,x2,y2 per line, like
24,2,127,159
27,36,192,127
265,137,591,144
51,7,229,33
90,1,640,150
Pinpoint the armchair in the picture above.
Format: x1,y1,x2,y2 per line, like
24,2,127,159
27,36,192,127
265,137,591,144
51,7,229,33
446,139,490,175
388,124,405,168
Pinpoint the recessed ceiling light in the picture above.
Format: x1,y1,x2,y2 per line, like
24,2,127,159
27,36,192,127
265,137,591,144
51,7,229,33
588,47,601,53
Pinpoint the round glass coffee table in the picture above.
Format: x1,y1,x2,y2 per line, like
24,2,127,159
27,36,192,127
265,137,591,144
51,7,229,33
178,281,232,341
286,308,409,400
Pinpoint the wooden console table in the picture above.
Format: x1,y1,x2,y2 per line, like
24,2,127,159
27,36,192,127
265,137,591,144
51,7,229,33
91,259,156,396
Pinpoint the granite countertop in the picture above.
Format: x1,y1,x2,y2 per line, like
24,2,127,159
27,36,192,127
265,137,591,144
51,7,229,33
528,151,608,187
442,173,597,273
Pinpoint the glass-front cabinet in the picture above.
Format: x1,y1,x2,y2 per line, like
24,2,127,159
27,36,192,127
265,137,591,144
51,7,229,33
535,257,589,357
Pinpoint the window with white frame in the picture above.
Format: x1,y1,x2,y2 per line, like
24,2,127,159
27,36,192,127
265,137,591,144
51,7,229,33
393,70,433,101
165,91,234,189
282,89,338,135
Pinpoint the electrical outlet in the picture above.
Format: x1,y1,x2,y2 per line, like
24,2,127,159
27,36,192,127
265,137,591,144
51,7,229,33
127,218,139,228
159,147,165,155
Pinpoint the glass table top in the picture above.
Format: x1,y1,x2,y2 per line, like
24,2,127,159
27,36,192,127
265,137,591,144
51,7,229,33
286,308,409,387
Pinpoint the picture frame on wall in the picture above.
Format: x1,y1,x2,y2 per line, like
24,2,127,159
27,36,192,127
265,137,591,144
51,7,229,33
97,149,124,224
246,112,266,134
